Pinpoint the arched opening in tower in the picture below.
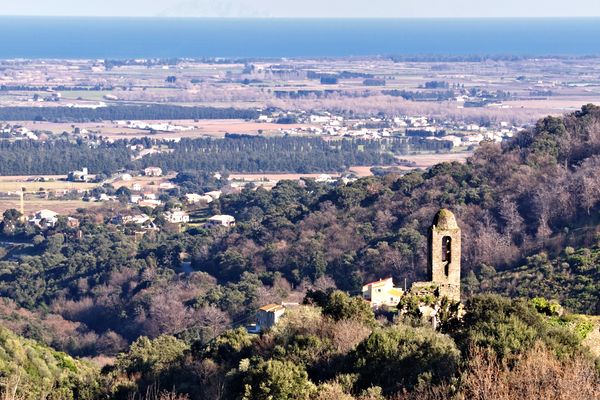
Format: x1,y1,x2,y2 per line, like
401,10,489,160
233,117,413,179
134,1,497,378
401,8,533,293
442,236,451,277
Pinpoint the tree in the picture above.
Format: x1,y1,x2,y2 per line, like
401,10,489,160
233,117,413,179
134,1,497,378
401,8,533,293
240,359,316,400
352,325,460,394
116,186,132,203
464,270,480,296
312,290,375,326
115,335,188,378
1,208,22,234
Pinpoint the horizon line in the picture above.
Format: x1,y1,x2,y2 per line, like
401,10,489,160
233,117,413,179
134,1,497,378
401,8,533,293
1,15,600,19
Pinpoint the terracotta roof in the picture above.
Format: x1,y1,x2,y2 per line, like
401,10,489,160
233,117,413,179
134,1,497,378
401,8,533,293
259,304,285,313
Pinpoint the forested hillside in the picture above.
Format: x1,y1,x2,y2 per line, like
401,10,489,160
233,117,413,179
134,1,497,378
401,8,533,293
0,105,599,398
199,104,600,313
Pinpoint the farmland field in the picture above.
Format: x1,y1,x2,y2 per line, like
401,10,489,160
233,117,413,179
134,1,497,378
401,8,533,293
0,176,97,192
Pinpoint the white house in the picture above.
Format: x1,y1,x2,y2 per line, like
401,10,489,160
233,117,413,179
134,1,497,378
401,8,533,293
144,167,163,177
164,209,190,224
205,215,236,228
29,209,59,227
362,277,404,309
186,193,213,204
113,214,151,225
68,168,90,182
315,174,335,183
98,193,115,202
439,135,463,147
139,199,162,208
255,304,286,332
130,195,143,204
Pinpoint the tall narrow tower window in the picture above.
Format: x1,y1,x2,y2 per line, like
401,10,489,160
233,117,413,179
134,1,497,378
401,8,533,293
442,236,451,263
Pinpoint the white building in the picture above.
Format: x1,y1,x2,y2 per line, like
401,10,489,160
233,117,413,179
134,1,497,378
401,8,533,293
315,174,335,183
254,304,286,332
205,215,236,228
362,277,404,309
98,193,116,202
144,167,163,177
139,199,162,208
68,168,90,182
164,209,190,224
29,209,59,227
186,193,214,204
439,135,463,147
113,214,151,225
130,195,143,204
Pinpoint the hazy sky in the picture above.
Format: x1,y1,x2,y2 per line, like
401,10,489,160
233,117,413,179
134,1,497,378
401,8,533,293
2,0,600,18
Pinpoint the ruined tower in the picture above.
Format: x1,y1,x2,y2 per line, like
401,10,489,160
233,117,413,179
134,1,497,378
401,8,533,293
428,208,461,302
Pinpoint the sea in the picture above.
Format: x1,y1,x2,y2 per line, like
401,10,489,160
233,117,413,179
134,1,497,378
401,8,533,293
0,17,599,59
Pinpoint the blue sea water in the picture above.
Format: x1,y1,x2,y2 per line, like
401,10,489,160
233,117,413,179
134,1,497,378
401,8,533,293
0,17,599,59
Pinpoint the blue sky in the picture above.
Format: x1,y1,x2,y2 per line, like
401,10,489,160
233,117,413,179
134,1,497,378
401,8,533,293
2,0,600,17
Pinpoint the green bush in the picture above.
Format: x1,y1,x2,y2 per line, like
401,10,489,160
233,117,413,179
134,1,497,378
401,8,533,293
241,359,316,400
352,325,460,394
459,295,581,360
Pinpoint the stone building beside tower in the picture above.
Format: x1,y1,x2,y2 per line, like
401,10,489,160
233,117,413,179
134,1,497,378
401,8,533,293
363,208,462,307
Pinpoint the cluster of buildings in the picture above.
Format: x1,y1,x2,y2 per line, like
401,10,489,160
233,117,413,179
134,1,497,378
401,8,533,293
249,209,462,334
129,192,163,208
257,110,522,147
109,210,234,231
27,209,79,229
0,124,39,140
111,208,192,227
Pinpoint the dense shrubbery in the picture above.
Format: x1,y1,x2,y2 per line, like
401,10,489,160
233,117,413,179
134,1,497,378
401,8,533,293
0,325,99,399
0,293,595,399
103,294,599,400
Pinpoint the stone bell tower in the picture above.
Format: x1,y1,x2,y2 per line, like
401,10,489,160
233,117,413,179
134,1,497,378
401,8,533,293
428,209,461,302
